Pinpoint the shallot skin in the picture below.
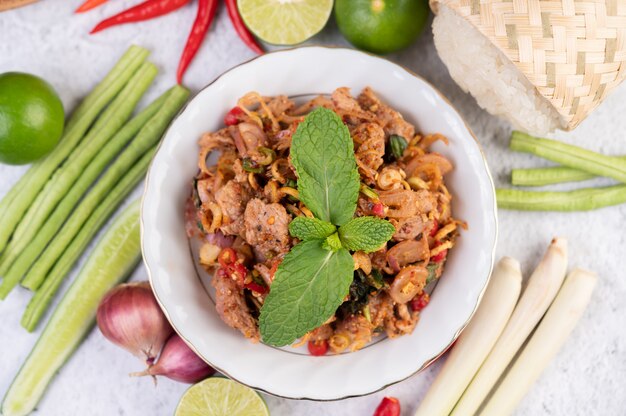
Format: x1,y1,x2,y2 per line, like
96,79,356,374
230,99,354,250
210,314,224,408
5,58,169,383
133,334,216,384
97,281,173,365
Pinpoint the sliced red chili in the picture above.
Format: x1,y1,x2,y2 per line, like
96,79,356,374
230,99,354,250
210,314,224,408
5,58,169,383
224,106,244,126
233,262,249,284
373,397,401,416
411,293,430,312
217,248,237,269
307,340,329,356
269,259,282,280
244,281,267,294
431,249,448,263
372,202,385,218
429,219,439,237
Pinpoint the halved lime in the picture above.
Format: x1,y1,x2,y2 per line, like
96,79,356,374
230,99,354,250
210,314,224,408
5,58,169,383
175,378,269,416
238,0,333,45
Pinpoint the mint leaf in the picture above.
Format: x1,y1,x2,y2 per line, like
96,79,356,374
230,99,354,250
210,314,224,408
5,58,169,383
290,108,360,226
322,232,342,252
289,217,336,241
259,239,354,346
338,217,396,253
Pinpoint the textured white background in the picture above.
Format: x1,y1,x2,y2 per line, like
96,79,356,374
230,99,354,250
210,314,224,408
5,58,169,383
1,1,625,415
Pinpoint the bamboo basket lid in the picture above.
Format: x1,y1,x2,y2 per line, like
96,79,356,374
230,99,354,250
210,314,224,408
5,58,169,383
432,0,626,130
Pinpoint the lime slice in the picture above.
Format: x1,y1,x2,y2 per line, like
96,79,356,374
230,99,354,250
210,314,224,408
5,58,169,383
175,378,269,416
238,0,333,45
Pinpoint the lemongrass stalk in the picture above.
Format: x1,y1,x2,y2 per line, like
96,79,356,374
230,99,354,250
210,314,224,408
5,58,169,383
2,201,141,416
0,62,156,277
451,238,568,416
496,185,626,211
481,268,597,416
0,45,149,255
20,150,154,331
20,85,188,293
415,257,522,416
510,131,626,183
511,166,596,186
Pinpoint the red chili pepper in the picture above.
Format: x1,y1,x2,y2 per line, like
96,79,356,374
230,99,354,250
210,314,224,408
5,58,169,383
75,0,108,13
307,340,329,356
244,281,267,294
373,397,401,416
429,218,439,237
217,248,237,269
90,0,190,34
269,258,282,280
176,0,219,84
224,106,244,126
372,202,385,217
224,0,263,55
233,262,248,283
431,248,448,263
411,292,430,312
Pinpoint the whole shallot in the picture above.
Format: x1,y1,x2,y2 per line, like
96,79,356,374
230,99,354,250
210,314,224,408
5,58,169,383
132,334,215,383
97,281,173,365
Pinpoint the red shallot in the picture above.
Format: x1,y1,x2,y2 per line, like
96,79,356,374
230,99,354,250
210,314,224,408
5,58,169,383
132,334,215,383
97,282,173,365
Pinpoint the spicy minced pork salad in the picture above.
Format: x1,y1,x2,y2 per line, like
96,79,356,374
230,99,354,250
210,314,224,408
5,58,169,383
186,87,463,356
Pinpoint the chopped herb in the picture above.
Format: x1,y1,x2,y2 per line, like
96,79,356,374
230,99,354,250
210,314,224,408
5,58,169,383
359,183,379,201
257,146,276,165
192,178,201,208
242,158,263,173
367,268,385,289
387,134,408,161
426,263,439,284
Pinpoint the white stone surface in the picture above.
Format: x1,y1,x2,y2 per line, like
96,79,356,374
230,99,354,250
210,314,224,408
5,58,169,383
1,1,625,415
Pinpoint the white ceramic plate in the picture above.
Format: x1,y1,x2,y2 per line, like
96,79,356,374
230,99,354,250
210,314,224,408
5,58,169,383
142,46,497,401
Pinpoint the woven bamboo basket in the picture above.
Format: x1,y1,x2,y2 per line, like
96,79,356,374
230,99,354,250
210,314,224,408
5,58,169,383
431,0,626,130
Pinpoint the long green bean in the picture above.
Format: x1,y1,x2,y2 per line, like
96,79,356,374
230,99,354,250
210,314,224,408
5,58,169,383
2,201,141,416
19,85,188,293
496,185,626,211
511,155,626,186
4,90,168,294
510,131,626,183
20,152,153,331
0,62,157,277
511,167,596,186
0,46,149,255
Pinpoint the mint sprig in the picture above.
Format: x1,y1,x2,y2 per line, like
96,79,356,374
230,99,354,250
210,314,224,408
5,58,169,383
259,108,396,347
290,107,360,226
259,240,353,347
338,217,396,253
288,217,336,241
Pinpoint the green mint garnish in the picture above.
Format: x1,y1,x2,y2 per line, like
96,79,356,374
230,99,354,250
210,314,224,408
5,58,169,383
322,232,342,252
338,217,396,253
258,240,353,347
259,108,396,347
288,217,336,241
290,107,360,226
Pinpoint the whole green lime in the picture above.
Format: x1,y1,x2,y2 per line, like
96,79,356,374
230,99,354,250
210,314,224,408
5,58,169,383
0,72,65,165
335,0,430,54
